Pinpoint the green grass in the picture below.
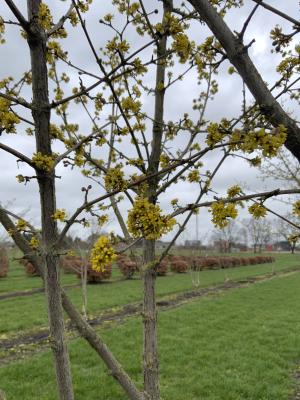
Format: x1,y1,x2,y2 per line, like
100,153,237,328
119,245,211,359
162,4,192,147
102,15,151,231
0,253,299,335
2,271,300,399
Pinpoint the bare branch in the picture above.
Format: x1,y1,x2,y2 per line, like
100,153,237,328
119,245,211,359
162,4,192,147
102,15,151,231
71,0,146,172
251,0,300,28
172,188,300,217
239,1,260,39
4,0,30,32
48,3,74,37
0,142,35,168
0,92,32,109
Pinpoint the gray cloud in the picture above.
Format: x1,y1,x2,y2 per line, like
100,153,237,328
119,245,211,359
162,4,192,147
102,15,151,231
0,1,298,243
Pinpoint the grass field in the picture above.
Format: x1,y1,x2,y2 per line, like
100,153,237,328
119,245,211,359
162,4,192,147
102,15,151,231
0,253,300,335
1,268,300,399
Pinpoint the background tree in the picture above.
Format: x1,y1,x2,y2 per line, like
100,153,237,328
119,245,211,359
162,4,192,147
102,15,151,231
210,220,238,253
242,217,272,253
260,148,300,189
274,213,300,254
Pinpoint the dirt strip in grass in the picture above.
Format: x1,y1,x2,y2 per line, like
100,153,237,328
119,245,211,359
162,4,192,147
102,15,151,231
1,266,299,366
0,283,81,301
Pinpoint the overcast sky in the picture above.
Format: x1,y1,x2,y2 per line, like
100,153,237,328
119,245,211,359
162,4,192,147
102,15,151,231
0,1,299,244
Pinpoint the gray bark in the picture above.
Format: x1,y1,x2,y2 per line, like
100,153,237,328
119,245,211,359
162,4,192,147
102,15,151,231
142,3,170,398
142,241,159,400
27,1,74,398
188,0,300,162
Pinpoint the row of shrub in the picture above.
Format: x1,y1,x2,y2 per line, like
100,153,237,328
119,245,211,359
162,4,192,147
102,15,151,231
116,254,275,278
41,254,277,281
7,253,275,282
156,255,275,275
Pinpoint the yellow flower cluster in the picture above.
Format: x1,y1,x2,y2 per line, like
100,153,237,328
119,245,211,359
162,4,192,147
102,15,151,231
106,37,130,53
227,185,241,198
248,204,267,219
38,3,53,30
16,219,27,231
105,165,127,192
46,41,66,63
156,13,183,36
160,154,170,169
172,33,192,64
77,0,93,13
0,99,20,133
90,235,117,272
52,209,67,222
132,58,148,75
29,236,39,250
230,126,287,157
206,123,224,146
0,17,5,44
187,170,200,183
127,198,176,240
49,124,64,140
121,96,141,114
209,202,238,229
32,152,55,172
98,215,109,227
292,200,300,217
112,0,139,15
244,126,287,157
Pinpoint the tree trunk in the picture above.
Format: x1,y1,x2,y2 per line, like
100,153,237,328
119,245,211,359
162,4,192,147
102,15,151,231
292,243,295,254
141,2,170,396
142,240,159,400
27,1,74,398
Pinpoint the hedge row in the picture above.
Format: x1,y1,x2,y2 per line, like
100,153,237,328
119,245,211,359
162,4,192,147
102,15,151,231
16,253,275,281
161,254,275,274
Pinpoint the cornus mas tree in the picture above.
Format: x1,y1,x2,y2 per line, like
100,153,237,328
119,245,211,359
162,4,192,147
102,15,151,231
0,1,300,399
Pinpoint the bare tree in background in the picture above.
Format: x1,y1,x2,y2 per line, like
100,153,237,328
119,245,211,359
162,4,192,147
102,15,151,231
275,213,300,254
243,218,272,253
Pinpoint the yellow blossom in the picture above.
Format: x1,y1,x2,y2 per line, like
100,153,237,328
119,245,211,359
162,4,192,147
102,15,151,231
227,185,241,198
187,170,200,183
105,165,127,191
32,152,55,172
90,235,117,272
52,209,67,222
209,201,238,228
16,219,27,231
127,197,176,240
29,236,39,250
38,3,53,30
292,200,300,217
248,203,267,219
0,98,20,133
98,215,109,227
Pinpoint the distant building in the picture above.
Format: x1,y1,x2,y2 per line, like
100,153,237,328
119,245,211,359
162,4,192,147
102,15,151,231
156,240,172,250
184,240,202,248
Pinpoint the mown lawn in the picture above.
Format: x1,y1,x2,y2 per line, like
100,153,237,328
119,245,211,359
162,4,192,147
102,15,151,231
1,271,300,399
0,253,299,335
